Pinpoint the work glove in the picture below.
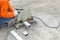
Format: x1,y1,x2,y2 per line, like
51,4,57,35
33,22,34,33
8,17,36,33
14,10,18,16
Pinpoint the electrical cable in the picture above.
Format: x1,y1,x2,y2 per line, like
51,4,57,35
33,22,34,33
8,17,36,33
32,16,60,28
4,16,60,40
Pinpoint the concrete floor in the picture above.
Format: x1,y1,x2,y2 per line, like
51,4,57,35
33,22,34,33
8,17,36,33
0,0,60,40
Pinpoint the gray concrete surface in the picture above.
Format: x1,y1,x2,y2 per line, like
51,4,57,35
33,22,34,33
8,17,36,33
0,0,60,40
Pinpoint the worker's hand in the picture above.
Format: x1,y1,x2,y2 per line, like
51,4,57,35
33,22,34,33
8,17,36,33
14,10,18,16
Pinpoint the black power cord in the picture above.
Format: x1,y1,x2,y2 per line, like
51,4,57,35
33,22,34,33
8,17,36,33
32,16,60,29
